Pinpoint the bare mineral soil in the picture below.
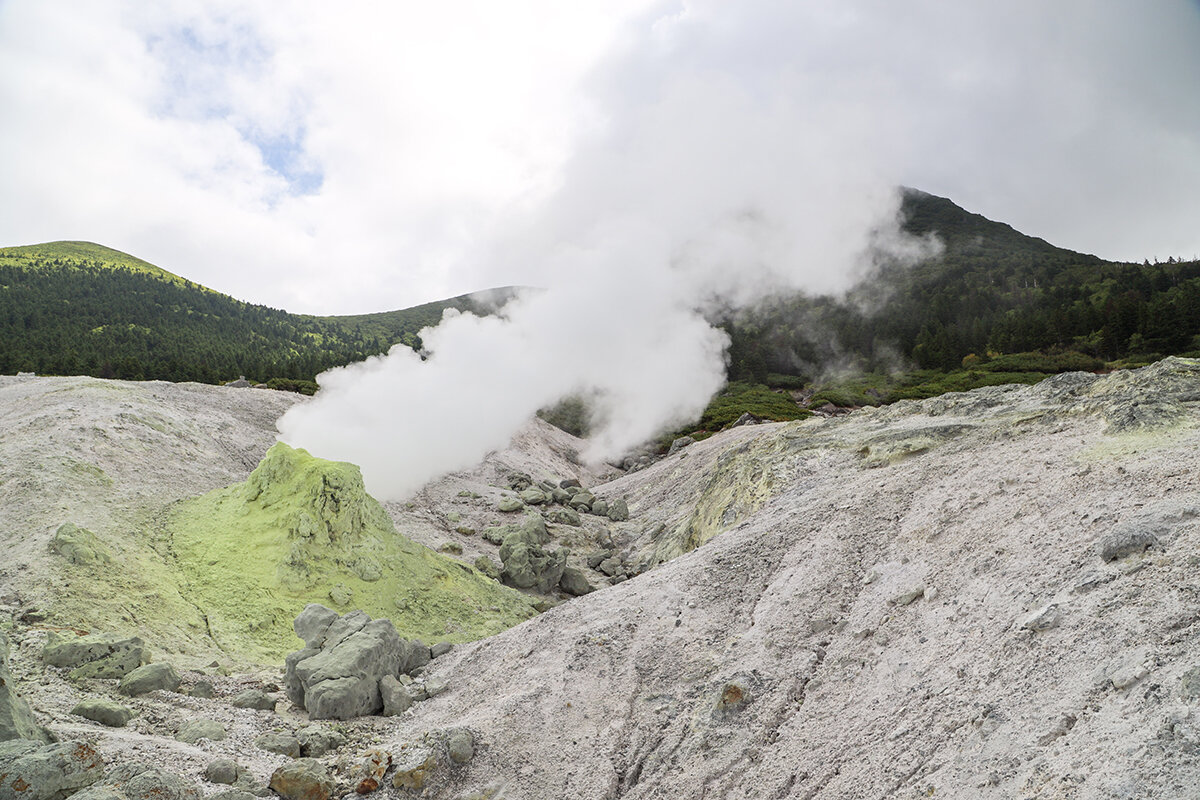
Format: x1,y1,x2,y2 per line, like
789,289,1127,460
3,359,1200,798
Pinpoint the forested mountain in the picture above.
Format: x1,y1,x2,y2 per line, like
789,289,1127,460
0,242,511,387
722,189,1200,386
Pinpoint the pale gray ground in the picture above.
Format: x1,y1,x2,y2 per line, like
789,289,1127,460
3,361,1200,798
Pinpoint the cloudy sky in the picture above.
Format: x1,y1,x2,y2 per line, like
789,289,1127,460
1,0,1199,315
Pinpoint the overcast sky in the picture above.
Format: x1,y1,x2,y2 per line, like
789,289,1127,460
1,1,1198,315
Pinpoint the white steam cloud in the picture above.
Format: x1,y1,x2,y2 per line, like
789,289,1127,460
277,3,935,500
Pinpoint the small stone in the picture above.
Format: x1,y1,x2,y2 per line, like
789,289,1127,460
438,542,463,555
424,677,448,698
118,662,181,696
1181,667,1200,699
256,731,302,758
269,758,335,800
391,747,438,790
71,698,132,728
559,478,581,489
455,526,476,536
379,675,413,716
447,728,475,765
231,689,277,711
329,584,353,607
204,758,242,785
892,586,925,606
1020,603,1060,632
352,749,391,794
177,718,227,744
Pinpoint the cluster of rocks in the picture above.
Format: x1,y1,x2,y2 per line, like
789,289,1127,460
493,473,629,523
284,604,454,721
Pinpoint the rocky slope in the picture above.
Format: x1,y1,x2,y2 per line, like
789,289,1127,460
3,360,1200,798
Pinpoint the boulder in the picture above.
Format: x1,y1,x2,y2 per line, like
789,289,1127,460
255,732,301,758
550,487,572,504
379,675,413,716
48,523,111,565
268,759,334,800
559,478,582,489
231,689,276,711
176,719,226,744
545,507,581,526
506,472,533,491
430,642,453,658
188,680,215,699
71,698,132,728
296,725,345,757
284,606,429,720
1,632,50,743
499,522,566,592
118,662,180,696
668,435,695,455
293,604,340,649
0,738,104,800
42,632,146,679
497,496,525,513
568,492,595,512
607,499,630,522
203,758,243,785
559,567,594,597
590,499,609,517
108,765,202,800
519,487,548,505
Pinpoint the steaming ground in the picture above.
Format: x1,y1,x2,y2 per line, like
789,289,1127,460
4,360,1200,797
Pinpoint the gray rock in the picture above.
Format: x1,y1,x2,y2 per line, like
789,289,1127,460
189,680,215,699
379,674,413,715
57,787,125,800
204,757,243,785
559,478,582,489
497,496,525,513
118,662,180,696
285,606,428,720
208,792,257,800
590,499,609,517
1,634,50,743
568,492,595,512
550,487,572,504
424,677,448,699
42,632,146,679
1020,603,1061,632
481,525,514,545
559,567,594,596
269,759,334,800
430,642,453,658
586,550,612,570
296,725,345,757
231,689,276,711
668,436,695,455
0,738,104,800
499,528,567,593
519,487,548,505
176,718,226,744
1097,525,1159,561
545,507,581,526
607,499,630,522
892,586,926,606
255,731,301,758
506,472,533,491
447,728,475,765
71,698,132,728
598,557,623,577
48,522,111,565
120,766,202,800
1182,668,1200,700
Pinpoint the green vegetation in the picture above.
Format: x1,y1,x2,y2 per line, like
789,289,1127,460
0,241,513,385
169,443,537,662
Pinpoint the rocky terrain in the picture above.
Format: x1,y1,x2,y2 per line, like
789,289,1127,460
3,359,1200,798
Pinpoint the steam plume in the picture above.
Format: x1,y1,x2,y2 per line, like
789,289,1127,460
277,3,936,500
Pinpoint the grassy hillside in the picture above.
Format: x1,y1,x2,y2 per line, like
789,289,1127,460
0,241,511,385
